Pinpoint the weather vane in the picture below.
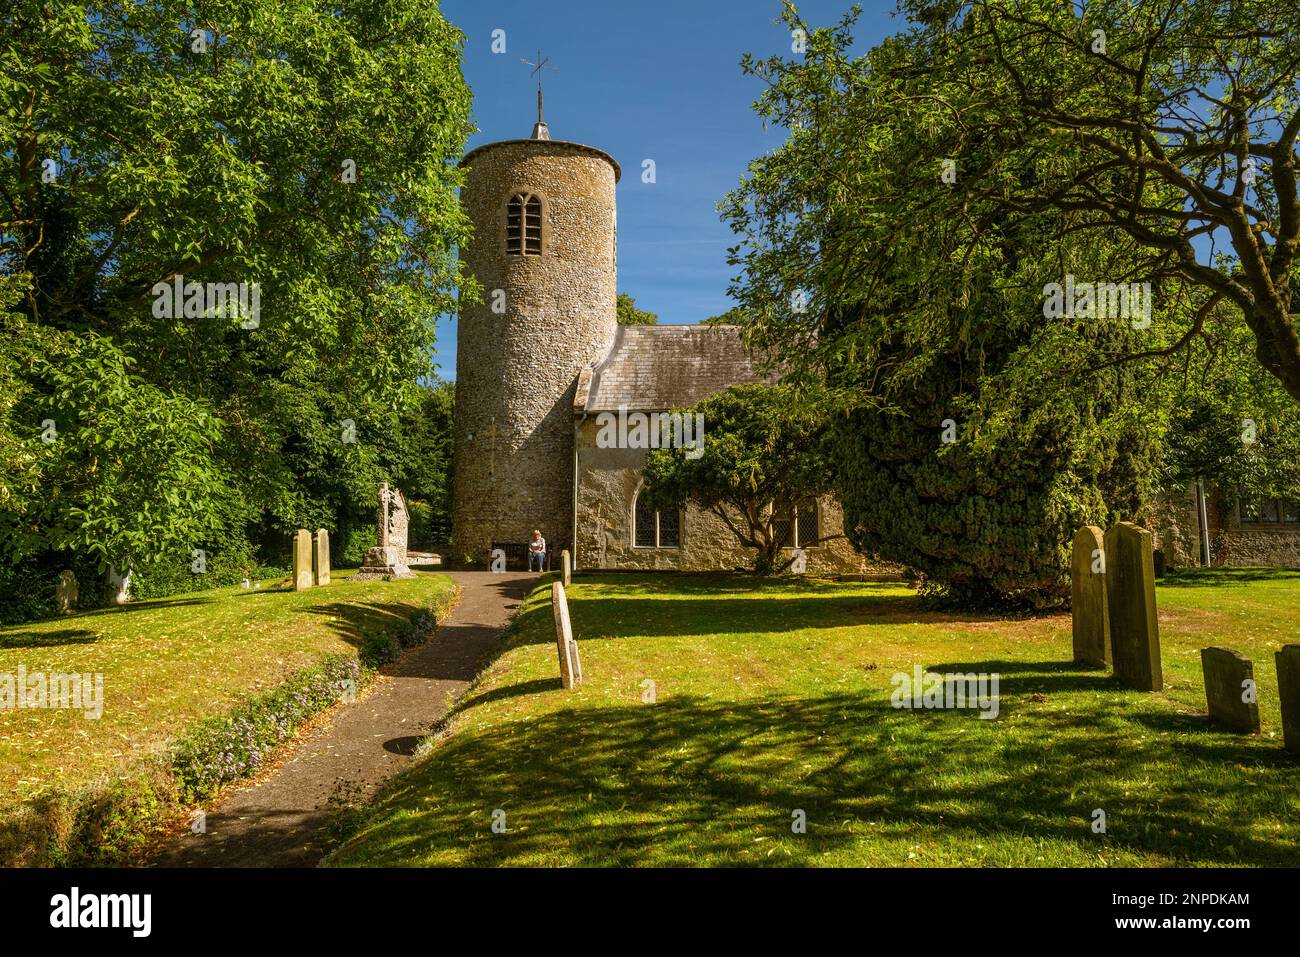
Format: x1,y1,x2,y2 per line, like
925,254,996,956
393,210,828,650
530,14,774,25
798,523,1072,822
521,49,558,127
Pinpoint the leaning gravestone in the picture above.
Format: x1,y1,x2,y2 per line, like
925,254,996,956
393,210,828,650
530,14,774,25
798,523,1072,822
293,529,313,591
561,549,572,588
1104,522,1162,691
54,570,79,615
1200,647,1259,733
353,483,415,579
313,529,331,586
1277,644,1300,753
1071,525,1110,667
551,581,581,689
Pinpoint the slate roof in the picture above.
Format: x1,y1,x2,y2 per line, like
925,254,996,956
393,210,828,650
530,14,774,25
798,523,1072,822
576,324,780,413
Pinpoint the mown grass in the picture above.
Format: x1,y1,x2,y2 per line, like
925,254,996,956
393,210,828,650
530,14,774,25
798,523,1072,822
0,571,458,813
330,568,1300,867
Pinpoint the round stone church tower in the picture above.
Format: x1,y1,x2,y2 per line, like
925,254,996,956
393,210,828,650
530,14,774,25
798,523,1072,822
451,118,620,561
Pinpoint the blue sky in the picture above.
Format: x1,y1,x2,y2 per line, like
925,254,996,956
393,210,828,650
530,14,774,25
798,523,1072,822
433,0,902,379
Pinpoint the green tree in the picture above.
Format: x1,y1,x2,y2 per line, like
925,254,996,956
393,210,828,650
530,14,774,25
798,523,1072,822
771,0,1300,403
721,3,1175,606
701,306,748,326
640,384,837,574
0,1,473,597
1159,314,1300,509
616,293,657,325
389,380,455,546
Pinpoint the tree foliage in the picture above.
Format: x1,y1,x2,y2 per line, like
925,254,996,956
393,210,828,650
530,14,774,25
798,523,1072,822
700,306,749,326
721,2,1214,604
640,384,836,574
616,292,657,325
730,0,1300,404
0,0,471,599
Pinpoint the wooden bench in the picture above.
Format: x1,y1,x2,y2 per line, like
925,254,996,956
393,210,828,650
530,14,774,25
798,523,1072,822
490,541,570,571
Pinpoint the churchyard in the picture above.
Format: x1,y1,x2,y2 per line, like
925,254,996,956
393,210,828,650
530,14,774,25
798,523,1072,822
328,566,1299,868
3,518,1297,868
4,0,1300,897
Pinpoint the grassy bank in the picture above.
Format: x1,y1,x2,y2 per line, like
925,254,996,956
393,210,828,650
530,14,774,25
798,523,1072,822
0,570,457,864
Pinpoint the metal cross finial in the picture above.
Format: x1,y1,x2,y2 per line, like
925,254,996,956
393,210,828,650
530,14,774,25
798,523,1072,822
520,49,558,125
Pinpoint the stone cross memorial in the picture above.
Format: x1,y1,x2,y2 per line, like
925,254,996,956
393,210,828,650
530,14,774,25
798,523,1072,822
1200,647,1260,733
1276,644,1300,754
353,483,415,580
313,529,331,586
1070,525,1110,667
551,581,582,689
293,528,313,591
1104,521,1162,691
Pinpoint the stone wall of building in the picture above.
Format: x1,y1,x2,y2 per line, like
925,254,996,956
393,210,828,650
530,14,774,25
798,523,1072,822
1146,485,1203,568
1146,485,1300,568
1209,492,1300,567
451,140,619,560
574,419,876,575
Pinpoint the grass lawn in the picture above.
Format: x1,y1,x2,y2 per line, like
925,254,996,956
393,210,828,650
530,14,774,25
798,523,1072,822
331,568,1300,867
0,570,458,814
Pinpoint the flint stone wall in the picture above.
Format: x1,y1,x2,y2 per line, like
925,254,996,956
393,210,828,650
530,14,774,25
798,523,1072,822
451,140,618,561
574,419,879,575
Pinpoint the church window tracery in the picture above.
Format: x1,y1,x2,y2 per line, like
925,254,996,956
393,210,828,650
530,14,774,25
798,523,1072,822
506,192,543,255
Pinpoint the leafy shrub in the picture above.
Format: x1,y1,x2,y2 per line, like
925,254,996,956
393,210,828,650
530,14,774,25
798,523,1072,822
171,655,364,803
0,563,58,625
356,608,437,668
407,498,433,547
0,551,110,625
337,524,377,568
131,540,286,600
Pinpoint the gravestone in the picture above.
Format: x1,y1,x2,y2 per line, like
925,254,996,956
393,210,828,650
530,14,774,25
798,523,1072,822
569,629,583,685
561,549,571,588
1070,525,1110,667
353,483,415,579
1104,522,1162,691
54,570,79,615
313,529,331,586
551,581,581,689
293,529,313,591
1277,644,1300,753
1200,647,1259,733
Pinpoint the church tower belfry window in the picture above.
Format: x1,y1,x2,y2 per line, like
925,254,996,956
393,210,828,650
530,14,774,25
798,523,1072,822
506,192,542,256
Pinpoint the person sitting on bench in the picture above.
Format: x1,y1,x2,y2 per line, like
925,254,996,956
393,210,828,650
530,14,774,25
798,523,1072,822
527,530,547,572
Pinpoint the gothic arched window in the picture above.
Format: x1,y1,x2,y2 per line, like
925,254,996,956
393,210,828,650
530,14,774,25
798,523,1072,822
506,192,542,255
633,491,681,548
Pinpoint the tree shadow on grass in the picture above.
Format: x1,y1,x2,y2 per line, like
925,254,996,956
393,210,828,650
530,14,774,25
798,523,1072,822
506,589,1065,646
457,677,561,710
304,599,429,652
350,690,1297,868
581,572,889,597
925,660,1118,698
1160,567,1300,588
0,628,98,649
75,597,214,617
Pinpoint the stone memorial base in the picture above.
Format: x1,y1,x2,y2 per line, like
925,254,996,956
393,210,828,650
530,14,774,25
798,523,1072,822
351,545,415,580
